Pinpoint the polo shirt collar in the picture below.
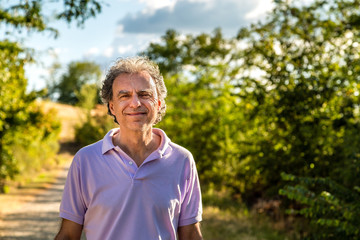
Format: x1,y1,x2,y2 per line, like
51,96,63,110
101,128,171,158
152,128,172,158
101,128,119,154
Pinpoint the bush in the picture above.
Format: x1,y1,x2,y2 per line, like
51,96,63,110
75,111,116,147
10,105,61,182
279,173,360,240
0,41,61,191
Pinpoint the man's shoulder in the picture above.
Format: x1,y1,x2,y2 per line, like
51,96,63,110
75,139,103,158
168,141,193,159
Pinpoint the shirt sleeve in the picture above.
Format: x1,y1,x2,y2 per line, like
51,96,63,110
59,155,87,225
178,155,203,227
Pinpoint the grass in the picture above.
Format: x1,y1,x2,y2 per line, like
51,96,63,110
201,204,290,240
201,187,293,240
40,100,87,142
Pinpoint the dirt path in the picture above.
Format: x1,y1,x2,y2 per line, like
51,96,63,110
0,162,70,239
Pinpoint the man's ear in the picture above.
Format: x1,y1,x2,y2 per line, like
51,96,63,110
157,99,162,110
109,100,115,115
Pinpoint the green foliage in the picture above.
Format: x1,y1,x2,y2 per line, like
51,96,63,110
76,83,99,111
0,0,102,36
0,0,104,191
279,173,360,239
234,0,360,236
75,113,115,147
143,28,234,76
144,29,246,198
0,40,61,190
232,0,360,202
48,61,102,105
0,40,33,187
11,105,61,180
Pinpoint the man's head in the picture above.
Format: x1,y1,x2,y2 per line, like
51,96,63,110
101,56,167,125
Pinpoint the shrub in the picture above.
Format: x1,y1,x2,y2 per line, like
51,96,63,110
279,173,360,240
75,111,115,147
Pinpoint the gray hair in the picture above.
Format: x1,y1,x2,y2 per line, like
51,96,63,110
101,56,167,125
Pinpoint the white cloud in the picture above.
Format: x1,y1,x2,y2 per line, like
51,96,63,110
103,47,114,57
118,45,134,54
85,47,100,56
117,0,266,35
245,0,274,20
139,0,177,10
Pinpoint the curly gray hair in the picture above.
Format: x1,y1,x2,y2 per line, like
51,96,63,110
101,56,167,125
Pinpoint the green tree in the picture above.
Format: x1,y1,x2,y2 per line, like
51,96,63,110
1,0,102,35
234,0,360,199
48,61,102,105
143,29,245,198
0,41,32,186
232,0,360,238
76,83,99,111
0,0,103,191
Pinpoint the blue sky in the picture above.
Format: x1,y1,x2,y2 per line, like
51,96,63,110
23,0,274,90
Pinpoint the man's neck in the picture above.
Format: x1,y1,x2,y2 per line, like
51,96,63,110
113,128,160,167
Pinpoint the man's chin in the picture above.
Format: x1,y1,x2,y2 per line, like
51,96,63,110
125,122,152,131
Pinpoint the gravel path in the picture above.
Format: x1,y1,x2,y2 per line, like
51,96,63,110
0,165,69,239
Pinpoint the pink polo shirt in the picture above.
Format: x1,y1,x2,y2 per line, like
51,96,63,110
59,128,202,240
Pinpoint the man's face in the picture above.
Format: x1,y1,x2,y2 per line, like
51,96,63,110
109,71,161,132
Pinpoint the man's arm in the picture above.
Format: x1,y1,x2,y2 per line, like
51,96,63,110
178,222,203,240
54,218,83,240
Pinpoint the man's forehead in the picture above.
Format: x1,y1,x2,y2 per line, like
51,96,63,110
113,71,157,94
116,71,155,84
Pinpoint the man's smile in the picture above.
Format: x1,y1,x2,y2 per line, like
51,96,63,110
124,112,147,116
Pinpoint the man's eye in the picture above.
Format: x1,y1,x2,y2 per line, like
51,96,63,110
140,93,151,98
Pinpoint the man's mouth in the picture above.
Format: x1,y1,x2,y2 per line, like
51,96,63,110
125,112,146,116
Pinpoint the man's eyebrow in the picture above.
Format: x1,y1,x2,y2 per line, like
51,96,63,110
116,89,153,97
137,89,152,93
116,90,130,97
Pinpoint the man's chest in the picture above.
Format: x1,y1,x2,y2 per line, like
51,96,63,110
81,159,187,216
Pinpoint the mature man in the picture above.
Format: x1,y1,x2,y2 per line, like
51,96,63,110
55,57,203,239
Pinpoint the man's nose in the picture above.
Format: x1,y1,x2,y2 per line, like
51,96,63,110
129,94,141,108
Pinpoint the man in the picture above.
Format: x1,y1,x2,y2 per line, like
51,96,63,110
55,56,203,240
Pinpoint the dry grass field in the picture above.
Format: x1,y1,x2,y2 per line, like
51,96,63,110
40,100,87,142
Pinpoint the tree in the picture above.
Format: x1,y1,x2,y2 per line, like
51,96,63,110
234,0,360,198
48,61,102,105
233,0,360,238
0,0,103,191
0,41,32,186
1,0,102,35
143,29,245,198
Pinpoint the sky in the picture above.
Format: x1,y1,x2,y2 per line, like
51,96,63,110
23,0,275,90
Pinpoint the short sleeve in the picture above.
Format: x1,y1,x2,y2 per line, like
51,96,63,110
178,156,203,227
59,155,87,225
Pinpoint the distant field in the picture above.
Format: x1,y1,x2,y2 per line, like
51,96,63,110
39,100,108,142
